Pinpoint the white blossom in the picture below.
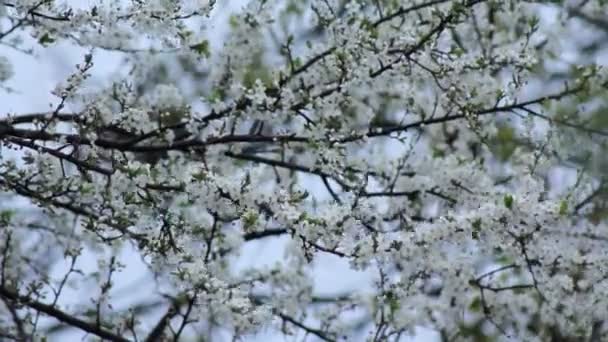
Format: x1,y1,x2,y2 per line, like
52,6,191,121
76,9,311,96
0,0,607,341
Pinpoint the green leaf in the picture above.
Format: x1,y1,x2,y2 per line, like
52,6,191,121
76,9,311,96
84,309,97,317
559,200,568,216
504,194,514,209
207,88,226,103
492,125,517,161
293,57,302,69
38,33,56,46
325,116,342,130
471,218,482,240
229,15,239,29
469,297,482,312
387,295,400,319
285,1,302,15
432,146,445,158
242,51,272,89
0,209,15,225
190,40,210,57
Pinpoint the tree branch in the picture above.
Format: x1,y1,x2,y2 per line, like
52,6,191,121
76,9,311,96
0,285,130,342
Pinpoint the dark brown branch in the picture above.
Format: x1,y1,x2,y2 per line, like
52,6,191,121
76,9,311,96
341,86,583,142
372,0,452,27
144,304,178,342
6,137,113,175
278,312,337,342
0,286,130,342
520,107,608,137
243,228,288,241
225,151,350,190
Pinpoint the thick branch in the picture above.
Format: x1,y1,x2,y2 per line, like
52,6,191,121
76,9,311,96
0,286,130,342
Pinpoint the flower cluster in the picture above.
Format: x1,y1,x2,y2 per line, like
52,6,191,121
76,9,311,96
0,0,607,341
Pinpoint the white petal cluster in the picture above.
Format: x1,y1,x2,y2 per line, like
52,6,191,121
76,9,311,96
1,0,608,340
